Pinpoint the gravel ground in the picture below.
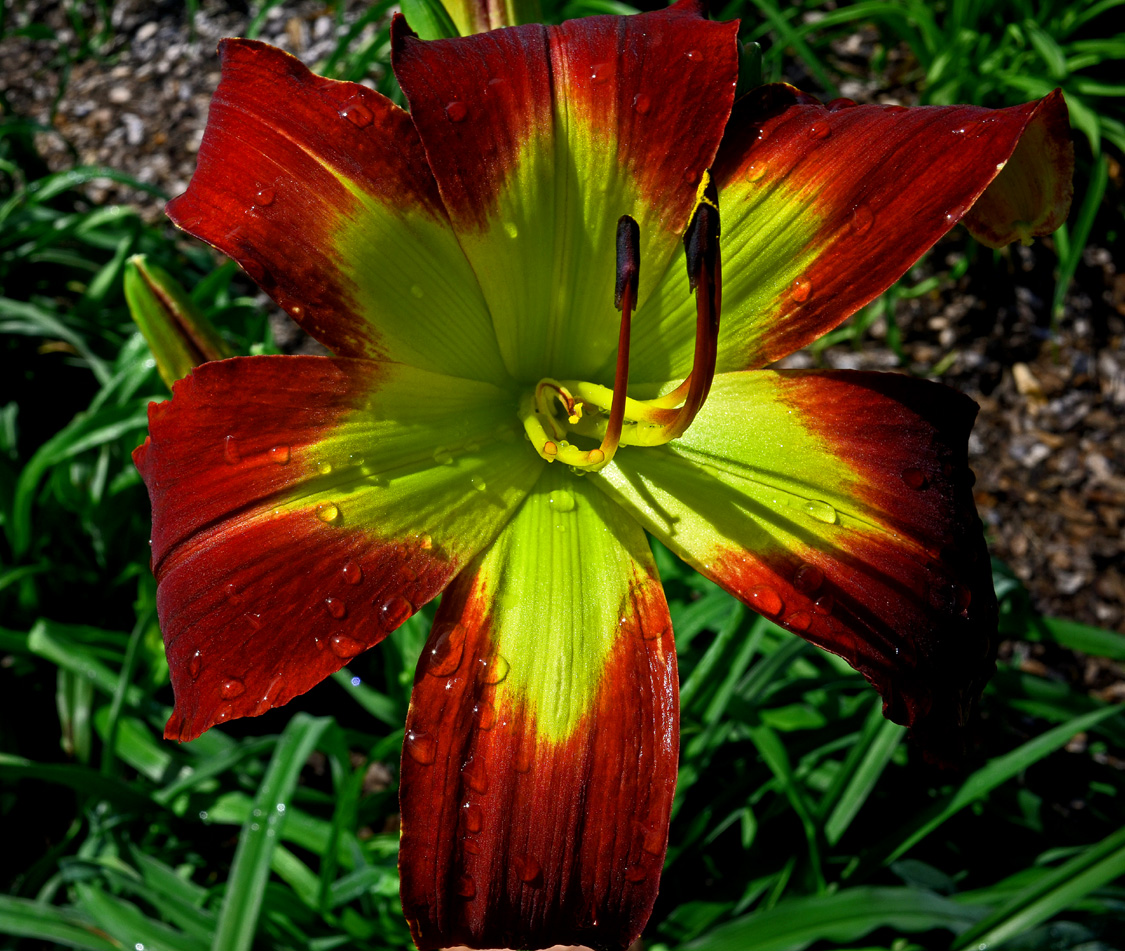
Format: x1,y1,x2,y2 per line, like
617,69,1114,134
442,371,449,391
5,0,1124,644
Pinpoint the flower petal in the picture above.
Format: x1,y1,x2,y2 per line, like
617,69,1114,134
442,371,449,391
629,87,1072,380
399,466,676,950
962,90,1074,248
166,39,506,382
391,1,738,382
595,370,996,762
134,355,541,740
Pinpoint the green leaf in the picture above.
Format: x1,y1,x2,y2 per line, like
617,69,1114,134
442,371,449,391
210,714,330,951
0,894,120,950
681,887,987,951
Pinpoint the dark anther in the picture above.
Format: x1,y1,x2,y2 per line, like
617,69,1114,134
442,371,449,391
684,177,720,292
615,215,641,311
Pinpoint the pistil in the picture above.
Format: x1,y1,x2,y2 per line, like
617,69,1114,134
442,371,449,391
520,172,722,471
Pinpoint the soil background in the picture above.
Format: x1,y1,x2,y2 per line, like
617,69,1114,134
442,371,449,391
5,0,1124,655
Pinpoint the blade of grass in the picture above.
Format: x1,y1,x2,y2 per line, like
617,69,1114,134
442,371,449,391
210,713,330,951
0,894,120,951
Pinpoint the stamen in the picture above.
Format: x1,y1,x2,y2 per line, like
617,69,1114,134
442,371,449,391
597,215,640,462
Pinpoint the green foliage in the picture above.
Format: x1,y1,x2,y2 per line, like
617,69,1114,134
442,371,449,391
2,3,1124,951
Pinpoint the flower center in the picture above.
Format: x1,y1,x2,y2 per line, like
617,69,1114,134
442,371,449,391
519,172,722,473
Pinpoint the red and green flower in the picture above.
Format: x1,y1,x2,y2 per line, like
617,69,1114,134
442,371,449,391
134,3,1073,949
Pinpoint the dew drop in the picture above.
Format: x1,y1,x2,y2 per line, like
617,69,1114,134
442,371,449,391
433,447,453,465
478,653,510,685
316,501,340,524
633,93,650,114
188,650,203,680
851,203,875,235
400,564,418,583
641,620,668,642
549,487,576,512
804,499,837,524
405,729,437,764
455,874,476,899
641,824,665,855
462,759,489,793
515,741,534,773
325,597,347,619
515,854,541,884
625,862,649,882
787,611,812,632
748,585,783,616
245,612,263,630
474,699,497,730
503,221,519,240
487,76,504,87
805,121,830,140
462,801,484,832
342,561,363,585
426,623,466,677
410,284,424,299
901,467,929,490
590,62,609,84
215,705,232,723
316,460,333,476
340,101,373,128
790,276,813,303
470,476,488,493
223,435,242,465
813,594,834,615
793,563,824,594
419,533,433,550
330,634,362,658
883,103,907,114
445,100,468,122
746,161,766,183
220,677,245,699
826,97,856,111
270,444,291,464
253,186,275,206
944,204,968,224
685,49,703,62
380,595,414,631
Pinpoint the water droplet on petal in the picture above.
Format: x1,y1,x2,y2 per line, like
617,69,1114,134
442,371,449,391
225,582,242,604
410,284,424,298
805,121,830,140
793,563,823,594
316,502,340,524
380,595,413,631
330,634,362,658
813,594,834,615
641,824,665,855
245,612,263,630
426,623,466,677
433,447,453,465
340,101,373,127
474,699,496,730
790,277,813,303
745,161,766,183
487,76,504,88
223,435,242,465
445,100,468,122
317,460,333,475
462,759,489,793
804,499,837,523
748,585,783,616
478,653,510,685
405,730,436,764
253,186,275,206
549,488,576,512
215,705,232,723
455,874,476,898
462,802,483,833
188,650,203,679
787,611,812,632
470,476,488,493
270,445,291,464
503,221,518,239
901,468,929,489
325,597,347,619
342,561,363,585
590,62,609,84
515,854,541,884
220,677,245,699
633,93,650,114
826,97,856,111
851,203,875,235
625,861,649,882
685,49,703,62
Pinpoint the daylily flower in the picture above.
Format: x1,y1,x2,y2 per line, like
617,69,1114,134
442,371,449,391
133,3,1072,949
